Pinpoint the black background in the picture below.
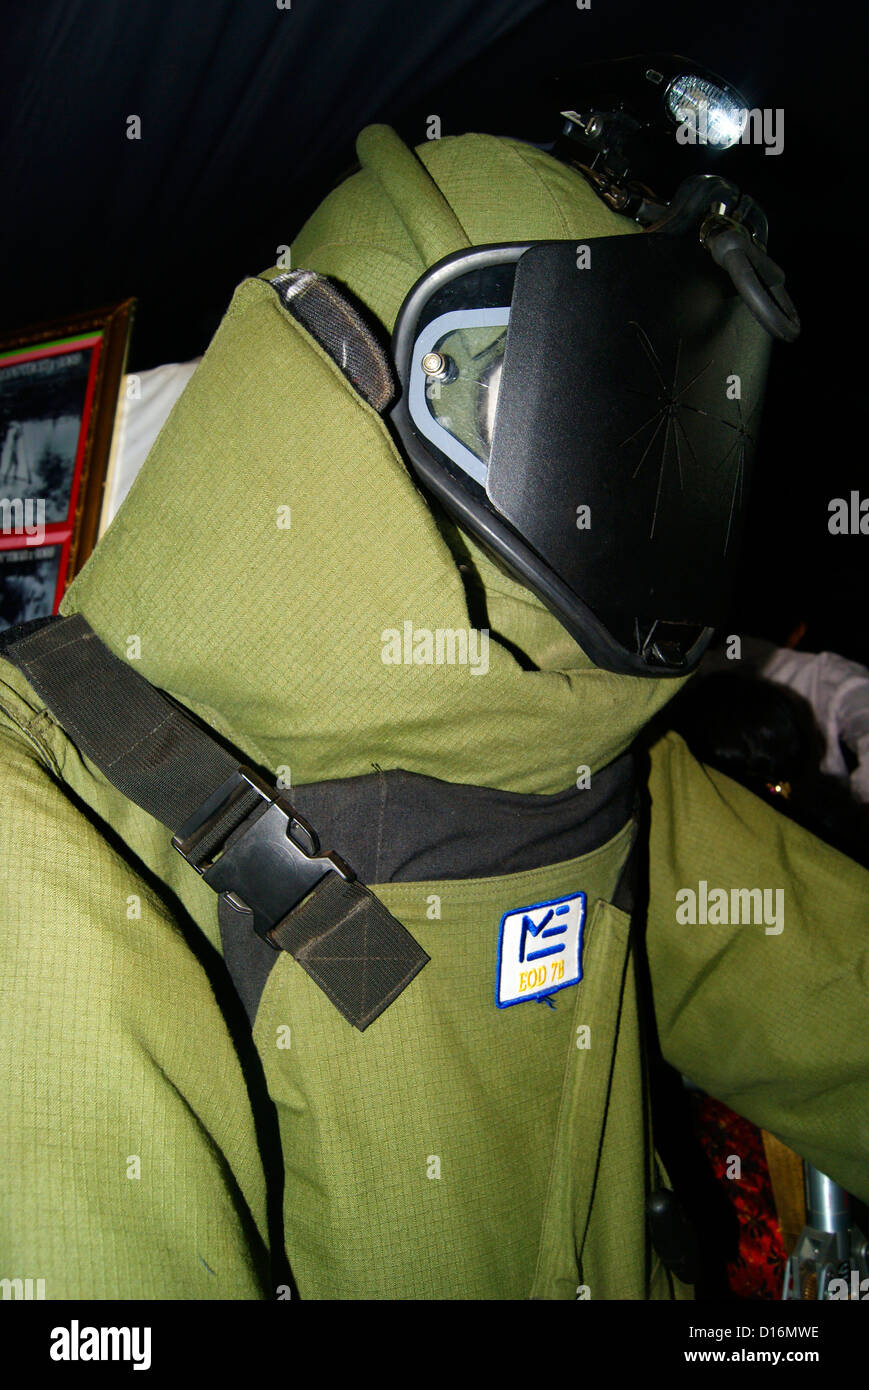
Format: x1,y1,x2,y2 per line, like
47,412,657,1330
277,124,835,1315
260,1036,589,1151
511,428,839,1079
1,1,861,661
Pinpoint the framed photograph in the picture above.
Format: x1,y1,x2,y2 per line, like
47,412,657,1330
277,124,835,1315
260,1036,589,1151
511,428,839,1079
0,300,135,631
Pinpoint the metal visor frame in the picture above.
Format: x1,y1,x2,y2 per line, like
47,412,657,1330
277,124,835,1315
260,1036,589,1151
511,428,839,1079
390,240,773,677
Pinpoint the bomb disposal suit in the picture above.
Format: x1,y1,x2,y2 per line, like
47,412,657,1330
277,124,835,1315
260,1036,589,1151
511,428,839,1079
0,111,867,1301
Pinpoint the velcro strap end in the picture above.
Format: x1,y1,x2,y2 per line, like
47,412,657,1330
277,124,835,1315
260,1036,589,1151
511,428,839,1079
269,874,428,1030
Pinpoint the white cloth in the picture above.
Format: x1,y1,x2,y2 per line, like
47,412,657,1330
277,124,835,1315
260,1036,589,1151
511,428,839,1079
706,637,869,804
102,360,201,527
759,646,869,804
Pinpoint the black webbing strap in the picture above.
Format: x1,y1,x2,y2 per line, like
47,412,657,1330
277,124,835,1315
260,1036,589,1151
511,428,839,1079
267,270,396,412
1,613,242,826
0,613,428,1030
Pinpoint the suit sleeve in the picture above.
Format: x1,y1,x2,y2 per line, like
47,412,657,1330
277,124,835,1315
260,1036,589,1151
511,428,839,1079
646,730,869,1204
0,706,271,1299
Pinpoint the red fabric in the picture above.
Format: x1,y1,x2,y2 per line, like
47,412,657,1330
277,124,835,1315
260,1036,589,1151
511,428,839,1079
694,1095,788,1299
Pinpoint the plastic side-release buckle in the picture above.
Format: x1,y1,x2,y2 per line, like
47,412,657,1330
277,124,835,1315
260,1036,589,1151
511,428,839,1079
172,766,353,949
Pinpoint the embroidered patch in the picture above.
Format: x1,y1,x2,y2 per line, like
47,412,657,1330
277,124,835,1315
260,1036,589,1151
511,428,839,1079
495,891,586,1008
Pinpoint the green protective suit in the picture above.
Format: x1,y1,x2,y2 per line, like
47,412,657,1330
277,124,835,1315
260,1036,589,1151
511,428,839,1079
1,126,868,1301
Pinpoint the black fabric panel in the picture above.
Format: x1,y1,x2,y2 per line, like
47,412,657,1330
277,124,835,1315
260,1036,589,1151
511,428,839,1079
220,759,635,1024
1,612,238,831
288,753,636,884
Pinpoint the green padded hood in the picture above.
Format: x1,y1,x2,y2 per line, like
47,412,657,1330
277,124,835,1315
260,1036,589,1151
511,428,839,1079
62,125,690,795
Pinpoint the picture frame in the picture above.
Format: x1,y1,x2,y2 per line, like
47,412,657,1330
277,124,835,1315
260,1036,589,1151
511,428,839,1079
0,299,135,631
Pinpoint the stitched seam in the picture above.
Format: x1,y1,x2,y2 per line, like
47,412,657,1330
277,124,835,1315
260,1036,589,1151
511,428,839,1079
101,711,177,771
375,767,388,882
15,624,95,674
503,142,574,239
529,955,591,1297
11,623,222,777
573,937,632,1263
0,695,63,778
13,626,108,755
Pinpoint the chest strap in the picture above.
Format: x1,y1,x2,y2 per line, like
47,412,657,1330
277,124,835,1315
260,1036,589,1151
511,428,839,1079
0,612,429,1031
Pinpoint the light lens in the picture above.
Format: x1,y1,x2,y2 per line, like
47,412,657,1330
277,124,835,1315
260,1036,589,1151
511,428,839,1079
665,74,747,148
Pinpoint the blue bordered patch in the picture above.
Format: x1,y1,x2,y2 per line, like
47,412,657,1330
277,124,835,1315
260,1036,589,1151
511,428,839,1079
495,890,586,1008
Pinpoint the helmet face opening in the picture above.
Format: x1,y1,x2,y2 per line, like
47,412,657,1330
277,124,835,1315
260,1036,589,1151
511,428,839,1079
390,237,773,677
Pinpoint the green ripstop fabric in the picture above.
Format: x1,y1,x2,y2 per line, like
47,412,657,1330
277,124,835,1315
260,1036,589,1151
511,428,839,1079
2,124,869,1301
647,731,869,1207
0,706,270,1299
254,820,652,1299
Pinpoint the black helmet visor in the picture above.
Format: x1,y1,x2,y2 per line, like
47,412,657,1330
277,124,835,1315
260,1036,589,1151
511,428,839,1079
391,236,773,676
